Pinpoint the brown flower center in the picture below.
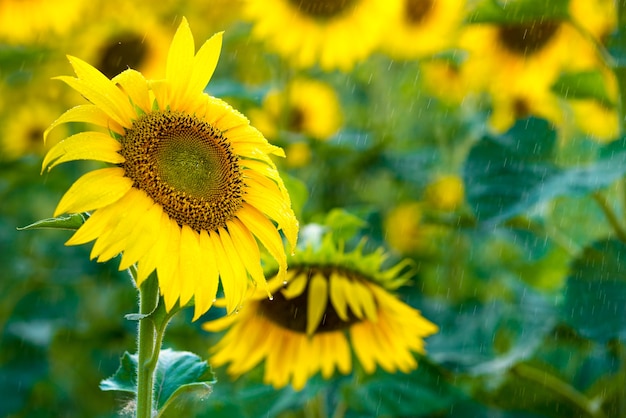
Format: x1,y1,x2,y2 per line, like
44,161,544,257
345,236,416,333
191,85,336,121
498,21,561,56
258,266,368,334
287,0,356,19
98,32,148,78
405,0,434,25
121,111,243,232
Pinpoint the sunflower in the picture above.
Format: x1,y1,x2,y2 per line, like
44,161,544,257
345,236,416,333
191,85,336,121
244,0,397,71
68,6,171,80
0,0,88,44
381,0,466,60
458,0,612,133
203,233,438,391
42,18,298,319
250,78,342,141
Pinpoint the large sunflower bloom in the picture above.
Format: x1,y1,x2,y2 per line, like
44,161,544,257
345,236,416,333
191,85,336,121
244,0,397,71
42,18,299,319
203,235,438,391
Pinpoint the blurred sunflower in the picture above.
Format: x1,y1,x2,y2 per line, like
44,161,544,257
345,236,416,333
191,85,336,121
381,0,466,60
249,78,342,141
204,234,437,390
423,174,465,212
459,0,614,133
384,202,449,256
0,0,88,44
244,0,396,71
42,18,298,319
69,9,172,80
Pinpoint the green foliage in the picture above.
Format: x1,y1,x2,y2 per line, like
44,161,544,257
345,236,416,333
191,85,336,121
552,71,615,108
466,0,571,24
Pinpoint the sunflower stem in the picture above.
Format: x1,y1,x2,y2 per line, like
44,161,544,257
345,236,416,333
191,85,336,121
136,274,160,418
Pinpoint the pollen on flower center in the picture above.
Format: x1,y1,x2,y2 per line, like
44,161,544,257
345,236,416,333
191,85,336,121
405,0,434,25
498,21,560,56
121,111,243,233
258,266,362,333
287,0,356,19
98,33,148,78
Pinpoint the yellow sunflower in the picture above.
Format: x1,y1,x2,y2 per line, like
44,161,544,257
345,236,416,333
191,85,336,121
244,0,397,71
250,78,343,141
423,174,465,212
381,0,466,60
204,233,437,390
0,0,89,44
68,7,171,80
42,18,299,319
458,4,605,133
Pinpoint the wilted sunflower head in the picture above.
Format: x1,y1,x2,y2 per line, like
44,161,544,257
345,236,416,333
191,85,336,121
204,229,438,391
42,17,299,319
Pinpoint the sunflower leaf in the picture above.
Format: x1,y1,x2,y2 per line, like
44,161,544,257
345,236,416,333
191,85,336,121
464,118,626,223
467,0,570,24
551,70,615,108
100,349,215,411
560,238,626,343
17,213,87,231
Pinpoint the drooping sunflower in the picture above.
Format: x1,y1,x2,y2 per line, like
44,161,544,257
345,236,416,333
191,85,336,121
381,0,466,60
249,78,343,141
244,0,397,71
42,18,299,319
203,232,438,391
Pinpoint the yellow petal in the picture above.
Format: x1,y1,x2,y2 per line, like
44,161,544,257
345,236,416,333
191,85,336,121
189,32,222,96
354,282,378,322
194,230,220,320
64,55,135,126
156,218,182,311
214,227,248,314
281,272,307,299
201,314,238,332
167,17,195,110
136,211,171,286
118,201,164,271
65,203,118,246
44,104,123,143
329,271,349,321
178,225,202,307
306,272,328,336
113,69,151,114
236,203,288,279
42,131,123,172
54,168,132,216
226,218,267,289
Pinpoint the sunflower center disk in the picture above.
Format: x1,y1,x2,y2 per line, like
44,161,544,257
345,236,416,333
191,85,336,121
288,0,356,19
405,0,434,25
498,21,560,56
122,111,243,232
258,267,361,334
98,33,148,78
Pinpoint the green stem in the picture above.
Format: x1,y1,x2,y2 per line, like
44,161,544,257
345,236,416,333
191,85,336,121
512,363,606,418
136,274,160,418
592,192,626,243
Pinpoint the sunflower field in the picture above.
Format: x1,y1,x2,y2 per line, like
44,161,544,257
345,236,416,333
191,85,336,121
2,0,626,417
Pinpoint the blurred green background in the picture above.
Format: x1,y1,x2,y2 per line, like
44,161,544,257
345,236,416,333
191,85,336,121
2,0,626,417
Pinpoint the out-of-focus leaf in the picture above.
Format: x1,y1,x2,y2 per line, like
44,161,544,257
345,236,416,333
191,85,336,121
323,208,367,243
17,213,87,231
464,118,626,223
100,349,215,411
281,173,308,221
342,361,465,417
467,0,570,23
561,239,626,343
551,70,615,107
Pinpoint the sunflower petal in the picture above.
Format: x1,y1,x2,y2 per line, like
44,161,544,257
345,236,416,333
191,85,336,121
42,132,123,172
113,69,151,114
54,168,132,216
226,218,267,289
118,201,164,271
329,271,349,321
44,104,123,143
215,227,249,314
179,225,202,307
194,230,221,320
167,17,195,109
189,32,222,95
306,272,328,335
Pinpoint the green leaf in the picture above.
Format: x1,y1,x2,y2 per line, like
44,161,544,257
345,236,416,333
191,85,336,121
100,349,216,411
561,239,626,343
552,70,615,107
323,208,367,243
464,118,626,223
466,0,570,24
342,361,465,417
157,382,213,418
281,172,308,221
17,213,87,231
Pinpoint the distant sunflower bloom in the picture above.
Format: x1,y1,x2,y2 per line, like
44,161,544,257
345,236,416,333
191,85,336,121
203,236,438,390
381,0,466,60
42,18,298,319
244,0,396,71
